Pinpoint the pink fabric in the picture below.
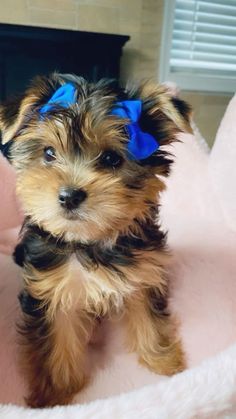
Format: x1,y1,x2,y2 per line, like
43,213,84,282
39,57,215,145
210,95,236,232
0,155,23,254
0,155,23,229
0,95,236,413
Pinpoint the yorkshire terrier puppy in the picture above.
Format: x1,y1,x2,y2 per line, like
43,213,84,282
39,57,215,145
0,74,191,408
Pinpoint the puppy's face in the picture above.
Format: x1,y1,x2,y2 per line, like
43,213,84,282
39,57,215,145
0,75,191,242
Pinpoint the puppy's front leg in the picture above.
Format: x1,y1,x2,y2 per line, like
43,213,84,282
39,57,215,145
125,288,185,376
18,277,94,408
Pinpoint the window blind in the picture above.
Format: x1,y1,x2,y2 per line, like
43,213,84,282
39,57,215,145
170,0,236,77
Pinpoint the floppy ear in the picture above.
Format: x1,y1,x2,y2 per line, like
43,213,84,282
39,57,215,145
162,81,192,128
0,94,36,145
170,96,192,130
130,80,192,141
0,75,60,146
124,80,192,172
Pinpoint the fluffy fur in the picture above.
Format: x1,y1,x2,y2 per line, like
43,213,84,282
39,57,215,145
0,74,191,407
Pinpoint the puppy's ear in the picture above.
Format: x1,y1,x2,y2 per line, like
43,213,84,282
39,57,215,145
161,82,192,129
129,80,192,145
0,75,58,145
125,80,192,173
0,94,34,145
170,96,192,131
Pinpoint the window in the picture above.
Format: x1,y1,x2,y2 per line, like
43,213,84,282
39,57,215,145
159,0,236,93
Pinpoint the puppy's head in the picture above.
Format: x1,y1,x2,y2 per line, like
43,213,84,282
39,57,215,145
0,74,191,243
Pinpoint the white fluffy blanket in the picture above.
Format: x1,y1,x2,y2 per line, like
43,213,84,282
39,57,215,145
0,94,236,418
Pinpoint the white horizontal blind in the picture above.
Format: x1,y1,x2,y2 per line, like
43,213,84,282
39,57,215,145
171,0,236,76
159,0,236,92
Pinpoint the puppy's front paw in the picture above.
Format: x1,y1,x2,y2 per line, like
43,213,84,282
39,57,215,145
139,340,186,376
26,386,74,408
26,372,87,408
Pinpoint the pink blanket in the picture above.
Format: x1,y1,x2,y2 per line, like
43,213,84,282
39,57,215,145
1,95,236,418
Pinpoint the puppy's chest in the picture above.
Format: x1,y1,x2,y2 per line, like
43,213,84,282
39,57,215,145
68,254,133,315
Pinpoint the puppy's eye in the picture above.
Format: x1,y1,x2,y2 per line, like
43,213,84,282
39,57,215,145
44,146,56,162
100,150,123,168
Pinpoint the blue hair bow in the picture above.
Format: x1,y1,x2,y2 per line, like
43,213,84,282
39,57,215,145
40,83,77,115
112,100,160,160
39,84,159,160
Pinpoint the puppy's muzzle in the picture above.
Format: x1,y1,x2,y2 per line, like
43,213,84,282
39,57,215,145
59,187,87,211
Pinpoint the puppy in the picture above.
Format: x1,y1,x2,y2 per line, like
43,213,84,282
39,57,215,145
0,74,191,408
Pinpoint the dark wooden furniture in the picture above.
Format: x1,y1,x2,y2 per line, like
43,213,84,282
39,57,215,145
0,23,129,100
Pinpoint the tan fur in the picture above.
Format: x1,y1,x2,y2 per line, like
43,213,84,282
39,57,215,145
19,301,93,407
131,81,193,134
0,75,191,407
0,94,39,144
24,248,169,319
125,289,185,376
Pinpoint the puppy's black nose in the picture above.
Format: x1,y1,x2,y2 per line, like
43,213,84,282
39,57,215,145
59,187,87,210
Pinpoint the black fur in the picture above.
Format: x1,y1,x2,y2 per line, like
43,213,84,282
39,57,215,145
14,227,69,271
0,139,14,160
171,97,191,124
0,95,23,130
15,209,167,276
18,290,45,317
13,242,26,267
138,151,173,175
118,218,166,253
148,287,169,316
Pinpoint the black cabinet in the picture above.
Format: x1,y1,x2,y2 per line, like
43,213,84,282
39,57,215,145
0,23,129,100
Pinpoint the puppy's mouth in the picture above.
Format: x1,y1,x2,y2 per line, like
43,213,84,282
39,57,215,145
62,210,81,221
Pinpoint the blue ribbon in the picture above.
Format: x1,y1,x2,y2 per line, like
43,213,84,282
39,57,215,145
112,100,159,160
39,84,159,160
39,83,77,115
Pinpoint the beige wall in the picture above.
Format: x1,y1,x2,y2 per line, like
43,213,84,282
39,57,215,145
0,0,232,146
